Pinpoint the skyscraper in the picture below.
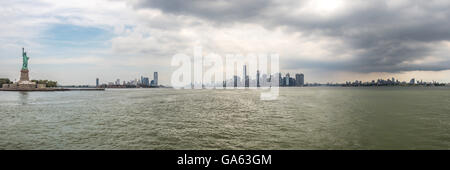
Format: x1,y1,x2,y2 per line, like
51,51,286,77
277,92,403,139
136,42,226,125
96,78,99,87
256,70,260,87
142,77,150,86
278,73,282,86
295,73,304,86
243,65,247,80
243,65,248,87
153,72,158,86
285,73,290,86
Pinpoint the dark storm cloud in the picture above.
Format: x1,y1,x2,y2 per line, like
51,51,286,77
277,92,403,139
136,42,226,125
283,56,450,73
132,0,274,22
130,0,450,73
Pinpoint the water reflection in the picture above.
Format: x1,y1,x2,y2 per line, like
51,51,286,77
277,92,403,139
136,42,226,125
19,92,29,105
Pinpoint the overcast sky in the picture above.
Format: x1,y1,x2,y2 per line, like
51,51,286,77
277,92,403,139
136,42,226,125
1,0,450,85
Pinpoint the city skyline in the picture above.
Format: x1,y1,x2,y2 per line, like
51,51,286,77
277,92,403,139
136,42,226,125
97,71,159,87
92,64,446,88
1,0,450,85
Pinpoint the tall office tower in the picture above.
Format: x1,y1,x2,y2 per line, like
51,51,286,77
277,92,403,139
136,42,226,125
289,77,295,86
243,65,247,87
285,73,290,86
278,73,282,86
243,65,247,80
116,79,120,85
256,70,260,87
154,72,158,86
96,78,99,87
295,73,304,86
300,74,304,86
142,77,150,86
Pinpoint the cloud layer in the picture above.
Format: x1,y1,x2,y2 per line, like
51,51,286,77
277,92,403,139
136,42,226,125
1,0,450,84
129,0,450,73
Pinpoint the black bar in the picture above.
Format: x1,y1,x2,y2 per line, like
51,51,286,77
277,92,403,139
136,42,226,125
0,150,447,169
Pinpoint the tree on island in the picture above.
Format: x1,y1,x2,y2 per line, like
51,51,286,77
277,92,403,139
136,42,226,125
0,78,11,86
31,80,58,87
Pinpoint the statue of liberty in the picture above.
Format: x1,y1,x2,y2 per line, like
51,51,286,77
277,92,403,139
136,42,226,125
19,47,31,82
22,48,29,70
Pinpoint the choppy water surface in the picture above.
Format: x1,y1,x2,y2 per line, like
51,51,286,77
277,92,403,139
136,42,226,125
0,87,449,149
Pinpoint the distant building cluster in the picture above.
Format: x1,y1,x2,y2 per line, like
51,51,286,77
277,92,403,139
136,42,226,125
97,72,159,88
342,77,446,87
279,73,304,87
199,64,306,88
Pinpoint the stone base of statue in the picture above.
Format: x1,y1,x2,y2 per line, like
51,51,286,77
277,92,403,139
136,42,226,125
20,69,30,82
17,69,37,89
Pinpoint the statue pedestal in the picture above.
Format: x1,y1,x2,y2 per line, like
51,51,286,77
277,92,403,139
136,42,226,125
17,69,36,88
20,69,30,82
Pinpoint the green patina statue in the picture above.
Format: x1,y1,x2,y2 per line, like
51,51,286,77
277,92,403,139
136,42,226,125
22,48,29,70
